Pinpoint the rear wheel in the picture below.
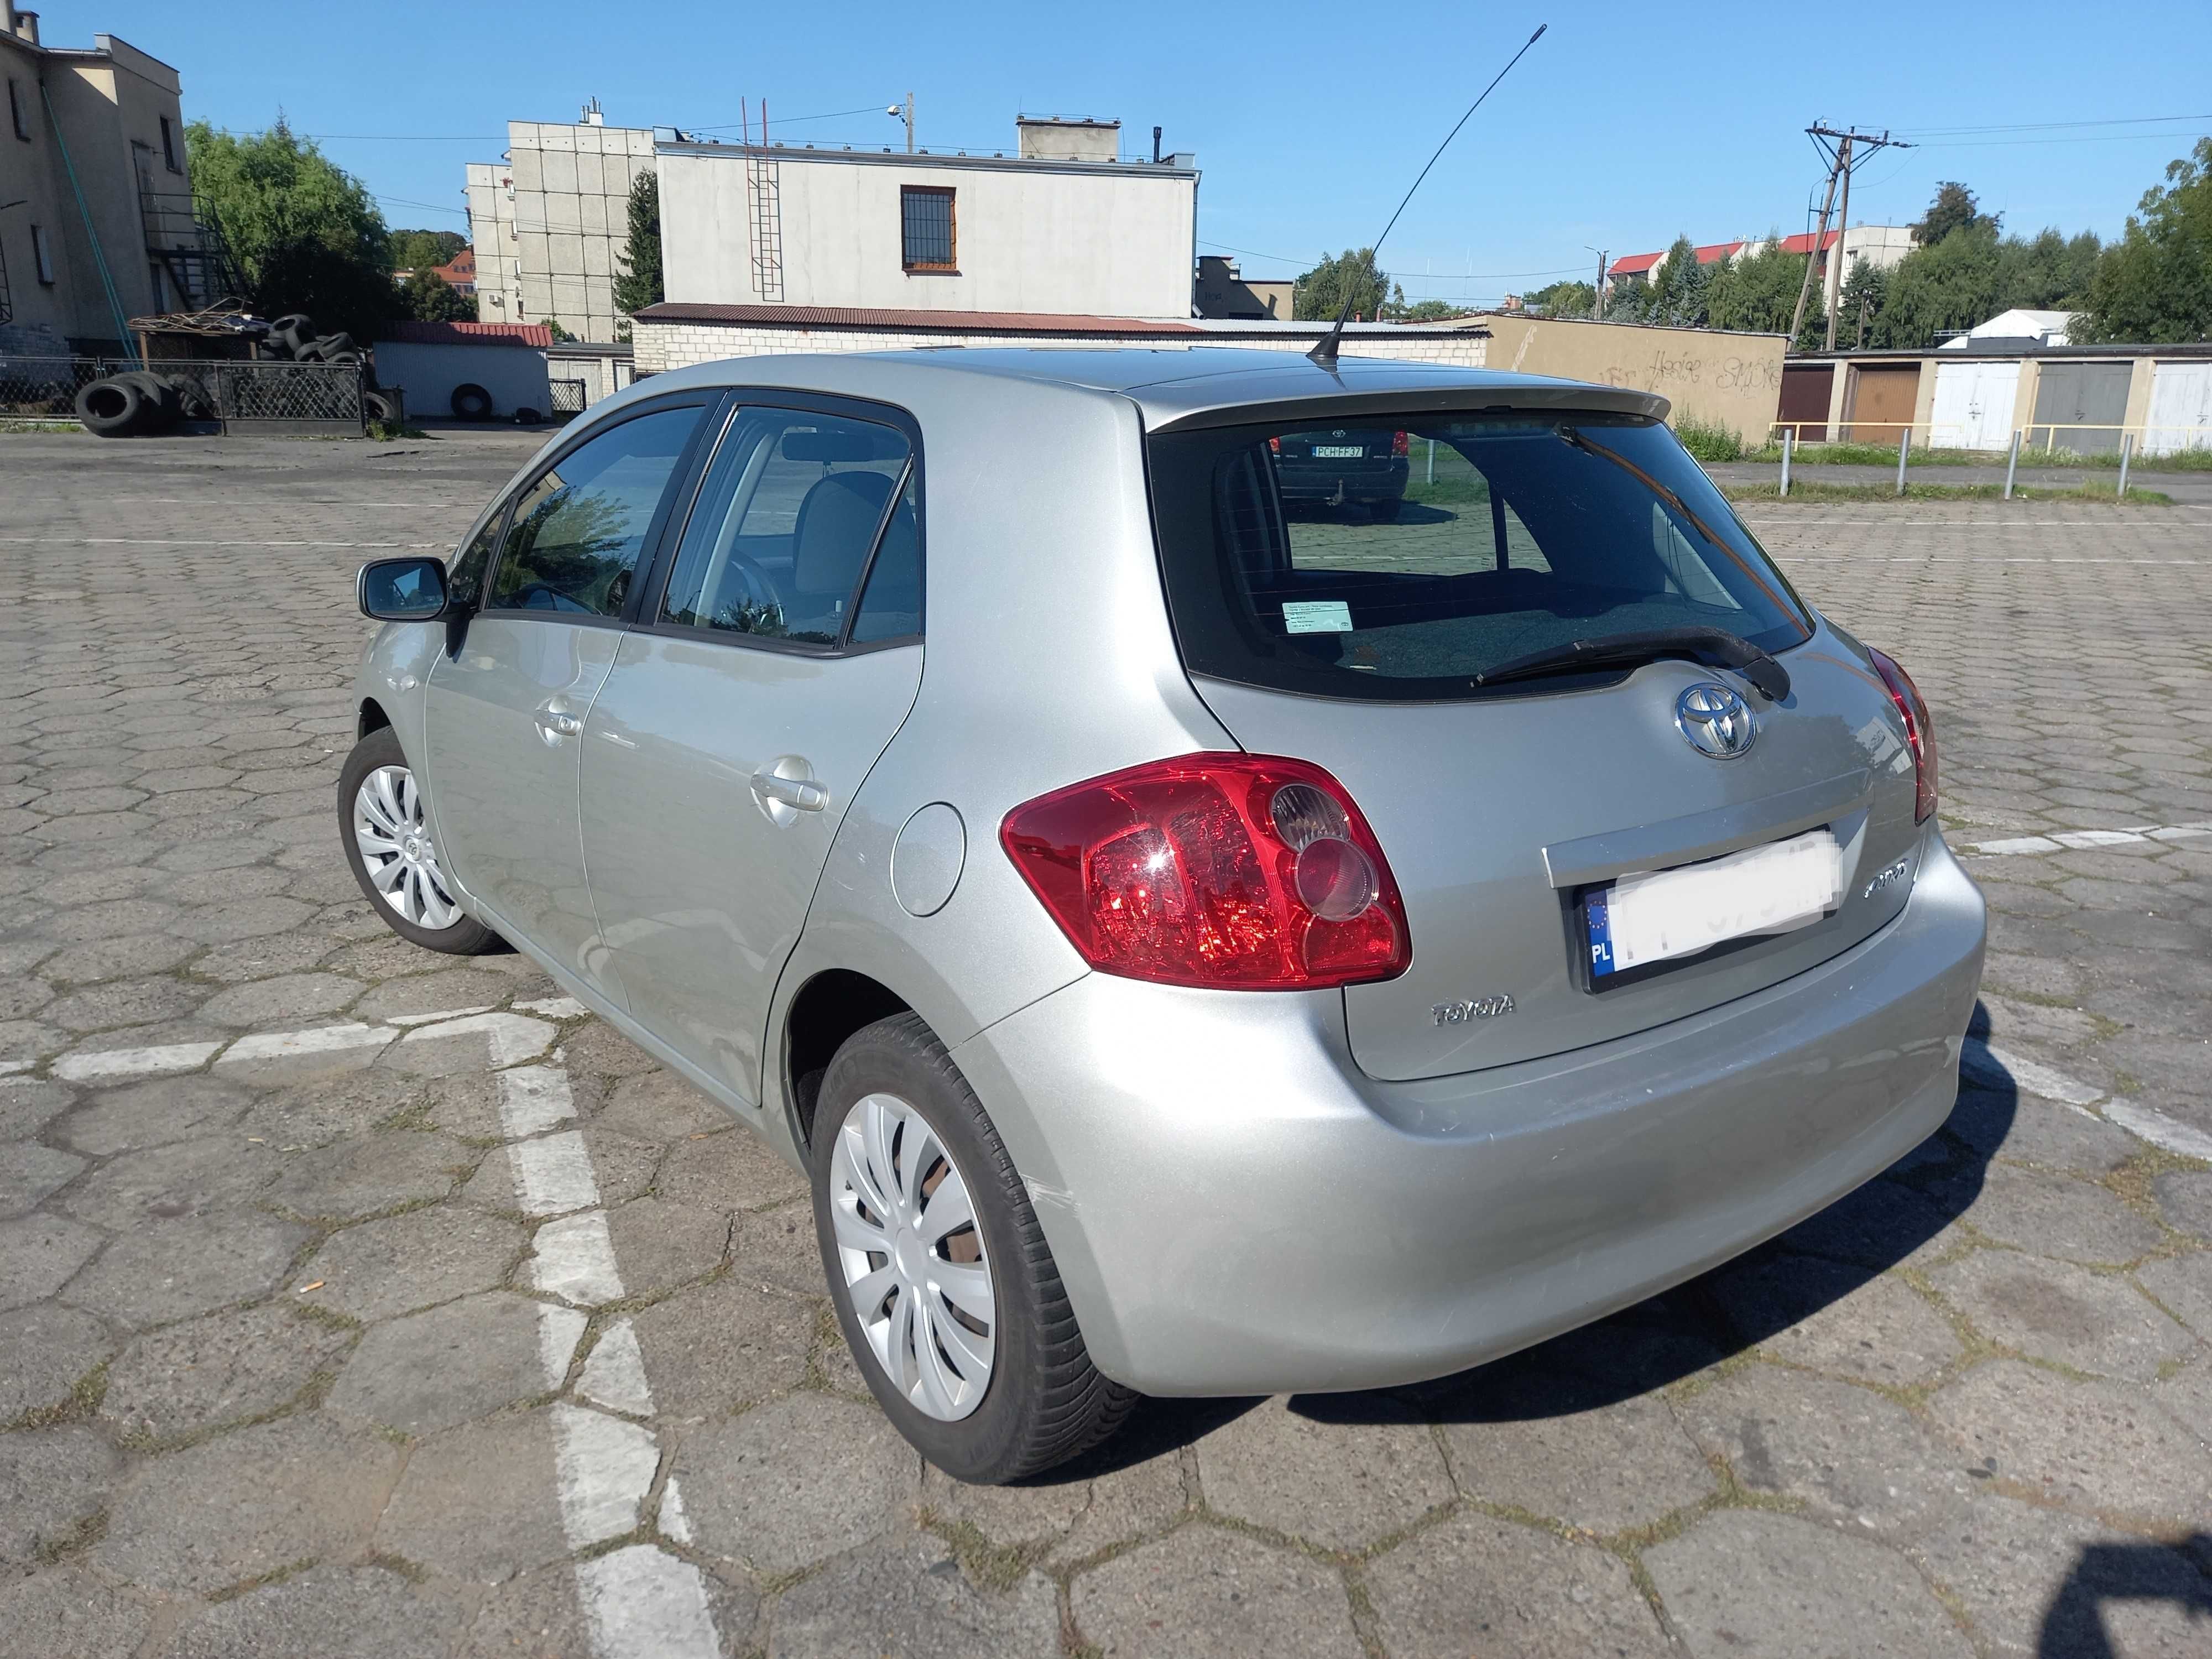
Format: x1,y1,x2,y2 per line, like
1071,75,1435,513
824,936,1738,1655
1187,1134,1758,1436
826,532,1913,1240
337,728,503,954
811,1013,1135,1482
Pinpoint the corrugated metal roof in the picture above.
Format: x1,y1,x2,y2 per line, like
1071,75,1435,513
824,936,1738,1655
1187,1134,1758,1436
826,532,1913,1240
379,320,552,347
634,302,1206,336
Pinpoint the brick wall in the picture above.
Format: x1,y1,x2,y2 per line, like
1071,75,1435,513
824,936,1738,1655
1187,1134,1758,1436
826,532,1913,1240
633,319,1489,375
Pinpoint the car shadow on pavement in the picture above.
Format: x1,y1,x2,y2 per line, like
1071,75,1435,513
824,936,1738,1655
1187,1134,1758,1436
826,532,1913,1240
1046,999,2018,1477
2036,1535,2212,1657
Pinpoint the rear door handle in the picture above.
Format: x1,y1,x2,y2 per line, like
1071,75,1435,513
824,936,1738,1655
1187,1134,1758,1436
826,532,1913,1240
533,702,584,740
751,767,828,813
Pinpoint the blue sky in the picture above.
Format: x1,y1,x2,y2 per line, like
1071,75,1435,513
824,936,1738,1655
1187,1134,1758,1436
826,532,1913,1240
80,0,2212,305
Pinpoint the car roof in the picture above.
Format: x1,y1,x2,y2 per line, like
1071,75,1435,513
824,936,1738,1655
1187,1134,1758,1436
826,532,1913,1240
652,347,1671,431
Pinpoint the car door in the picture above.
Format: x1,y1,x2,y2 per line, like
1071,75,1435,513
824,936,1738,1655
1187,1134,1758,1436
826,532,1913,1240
578,397,926,1104
423,398,713,1002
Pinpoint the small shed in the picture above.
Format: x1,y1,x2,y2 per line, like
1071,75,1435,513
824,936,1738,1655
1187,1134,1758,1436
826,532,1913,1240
373,321,554,422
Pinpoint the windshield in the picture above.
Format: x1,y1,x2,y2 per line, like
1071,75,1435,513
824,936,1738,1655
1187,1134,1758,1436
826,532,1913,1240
1147,412,1812,701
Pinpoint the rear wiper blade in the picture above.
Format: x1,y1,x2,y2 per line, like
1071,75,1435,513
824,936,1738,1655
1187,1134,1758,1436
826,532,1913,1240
1474,626,1791,701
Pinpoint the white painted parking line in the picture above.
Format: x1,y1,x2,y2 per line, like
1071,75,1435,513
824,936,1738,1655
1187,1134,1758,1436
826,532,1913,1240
52,1040,222,1083
490,1053,719,1658
1961,1038,2212,1162
1963,821,2211,857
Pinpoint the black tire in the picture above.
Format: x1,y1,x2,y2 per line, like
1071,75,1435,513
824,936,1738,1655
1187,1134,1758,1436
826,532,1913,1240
811,1013,1137,1483
337,728,505,956
116,371,182,432
75,377,147,437
450,383,493,421
1371,496,1404,523
265,314,316,358
364,390,397,424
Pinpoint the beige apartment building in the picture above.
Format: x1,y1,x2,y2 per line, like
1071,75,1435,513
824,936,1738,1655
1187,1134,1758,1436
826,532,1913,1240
466,112,657,343
0,4,204,356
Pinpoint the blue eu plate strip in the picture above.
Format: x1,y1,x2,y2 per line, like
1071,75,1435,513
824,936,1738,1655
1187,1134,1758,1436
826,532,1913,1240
1585,888,1618,978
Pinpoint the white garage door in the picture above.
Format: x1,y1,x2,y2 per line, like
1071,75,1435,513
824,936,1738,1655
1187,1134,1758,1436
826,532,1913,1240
2143,361,2212,457
1929,361,2022,452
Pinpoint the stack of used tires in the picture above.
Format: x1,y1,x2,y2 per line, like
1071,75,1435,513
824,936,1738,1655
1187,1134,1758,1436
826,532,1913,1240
75,310,400,436
72,370,215,438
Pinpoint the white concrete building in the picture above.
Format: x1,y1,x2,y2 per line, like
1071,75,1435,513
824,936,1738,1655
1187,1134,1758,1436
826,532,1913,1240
466,111,656,343
656,114,1200,320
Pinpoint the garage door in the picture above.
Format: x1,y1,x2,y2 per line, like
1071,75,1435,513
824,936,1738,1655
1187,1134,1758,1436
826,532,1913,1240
2143,361,2212,457
1776,364,1834,440
1844,364,1919,444
2030,362,2132,455
1929,360,2021,452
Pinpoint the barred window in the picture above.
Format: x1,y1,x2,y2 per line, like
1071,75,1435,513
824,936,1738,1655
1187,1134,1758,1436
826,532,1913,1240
900,186,956,272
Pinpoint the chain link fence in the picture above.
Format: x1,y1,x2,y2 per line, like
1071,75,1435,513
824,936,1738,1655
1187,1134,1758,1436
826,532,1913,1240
0,357,119,419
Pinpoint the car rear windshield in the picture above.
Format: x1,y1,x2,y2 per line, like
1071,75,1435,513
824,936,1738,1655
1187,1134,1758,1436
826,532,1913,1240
1147,412,1812,702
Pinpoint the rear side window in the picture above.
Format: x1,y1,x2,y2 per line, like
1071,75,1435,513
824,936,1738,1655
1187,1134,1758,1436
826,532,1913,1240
661,407,915,645
487,406,701,617
1148,414,1810,701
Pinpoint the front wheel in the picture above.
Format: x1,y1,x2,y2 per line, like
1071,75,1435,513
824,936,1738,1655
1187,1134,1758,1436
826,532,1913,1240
811,1013,1135,1482
337,727,504,955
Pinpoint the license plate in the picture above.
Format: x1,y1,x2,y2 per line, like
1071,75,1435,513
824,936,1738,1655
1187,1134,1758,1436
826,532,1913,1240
1585,828,1841,982
1309,445,1364,458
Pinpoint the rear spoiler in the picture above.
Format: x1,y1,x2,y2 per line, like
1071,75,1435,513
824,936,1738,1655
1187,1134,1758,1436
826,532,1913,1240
1144,379,1671,435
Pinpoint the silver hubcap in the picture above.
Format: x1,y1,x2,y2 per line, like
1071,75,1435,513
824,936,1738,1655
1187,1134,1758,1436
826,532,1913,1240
828,1092,996,1422
352,764,461,930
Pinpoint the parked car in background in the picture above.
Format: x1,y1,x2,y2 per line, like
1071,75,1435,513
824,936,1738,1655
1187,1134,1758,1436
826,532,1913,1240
1269,423,1412,519
343,348,1985,1483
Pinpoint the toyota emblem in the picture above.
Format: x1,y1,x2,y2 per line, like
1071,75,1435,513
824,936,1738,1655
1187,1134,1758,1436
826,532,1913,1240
1676,682,1757,759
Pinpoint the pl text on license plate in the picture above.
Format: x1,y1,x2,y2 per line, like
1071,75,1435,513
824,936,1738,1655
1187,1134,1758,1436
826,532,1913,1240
1310,445,1364,457
1585,828,1843,980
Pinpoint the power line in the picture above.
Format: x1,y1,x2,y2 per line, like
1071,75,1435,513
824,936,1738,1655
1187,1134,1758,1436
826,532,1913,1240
1896,113,2211,138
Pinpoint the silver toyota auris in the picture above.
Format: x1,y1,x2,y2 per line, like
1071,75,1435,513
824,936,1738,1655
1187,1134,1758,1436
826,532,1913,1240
344,349,1985,1481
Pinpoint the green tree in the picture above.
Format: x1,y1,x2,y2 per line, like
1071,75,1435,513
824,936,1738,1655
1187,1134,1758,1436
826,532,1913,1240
186,119,395,341
1913,181,1996,248
1836,258,1890,348
399,268,474,322
1293,248,1391,321
1705,236,1813,335
388,228,466,273
2072,138,2212,343
612,171,664,315
1634,235,1712,327
1396,298,1470,322
1525,279,1594,319
1868,221,2004,347
542,317,579,343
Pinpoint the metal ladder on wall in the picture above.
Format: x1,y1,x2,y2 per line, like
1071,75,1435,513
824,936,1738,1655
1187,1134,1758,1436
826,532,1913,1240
747,154,784,301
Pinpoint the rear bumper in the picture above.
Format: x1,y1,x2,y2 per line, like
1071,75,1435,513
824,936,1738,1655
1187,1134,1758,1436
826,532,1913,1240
1276,458,1409,503
952,833,1985,1395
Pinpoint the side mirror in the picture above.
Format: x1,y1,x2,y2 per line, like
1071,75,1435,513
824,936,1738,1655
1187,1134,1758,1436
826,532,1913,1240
358,556,450,622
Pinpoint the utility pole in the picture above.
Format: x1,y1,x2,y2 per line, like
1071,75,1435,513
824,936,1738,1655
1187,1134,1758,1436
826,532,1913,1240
888,95,915,154
1786,123,1910,350
1587,247,1608,320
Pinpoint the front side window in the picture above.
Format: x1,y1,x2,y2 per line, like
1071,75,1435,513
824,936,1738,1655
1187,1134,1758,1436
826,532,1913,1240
900,186,956,272
447,504,507,609
30,223,53,285
661,406,914,645
487,405,701,617
1149,413,1811,702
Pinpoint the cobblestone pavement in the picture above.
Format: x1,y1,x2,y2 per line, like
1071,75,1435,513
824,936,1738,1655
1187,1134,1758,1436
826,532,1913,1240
1,431,2207,1657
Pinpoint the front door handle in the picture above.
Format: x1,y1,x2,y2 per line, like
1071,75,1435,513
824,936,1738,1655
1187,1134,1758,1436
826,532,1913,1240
533,701,584,742
751,769,829,812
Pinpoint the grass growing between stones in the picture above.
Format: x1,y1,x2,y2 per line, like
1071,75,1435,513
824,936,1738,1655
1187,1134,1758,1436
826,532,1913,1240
6,1359,109,1432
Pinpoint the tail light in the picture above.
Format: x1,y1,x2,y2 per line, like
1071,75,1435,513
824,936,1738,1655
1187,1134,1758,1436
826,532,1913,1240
1392,430,1410,456
1000,753,1411,989
1868,649,1937,823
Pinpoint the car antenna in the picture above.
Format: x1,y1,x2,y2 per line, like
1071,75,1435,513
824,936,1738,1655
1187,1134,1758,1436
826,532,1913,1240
1308,23,1548,373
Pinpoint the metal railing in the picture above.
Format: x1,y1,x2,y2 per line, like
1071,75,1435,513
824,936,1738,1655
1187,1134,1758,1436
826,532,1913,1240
1768,418,2212,457
1765,418,2202,499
